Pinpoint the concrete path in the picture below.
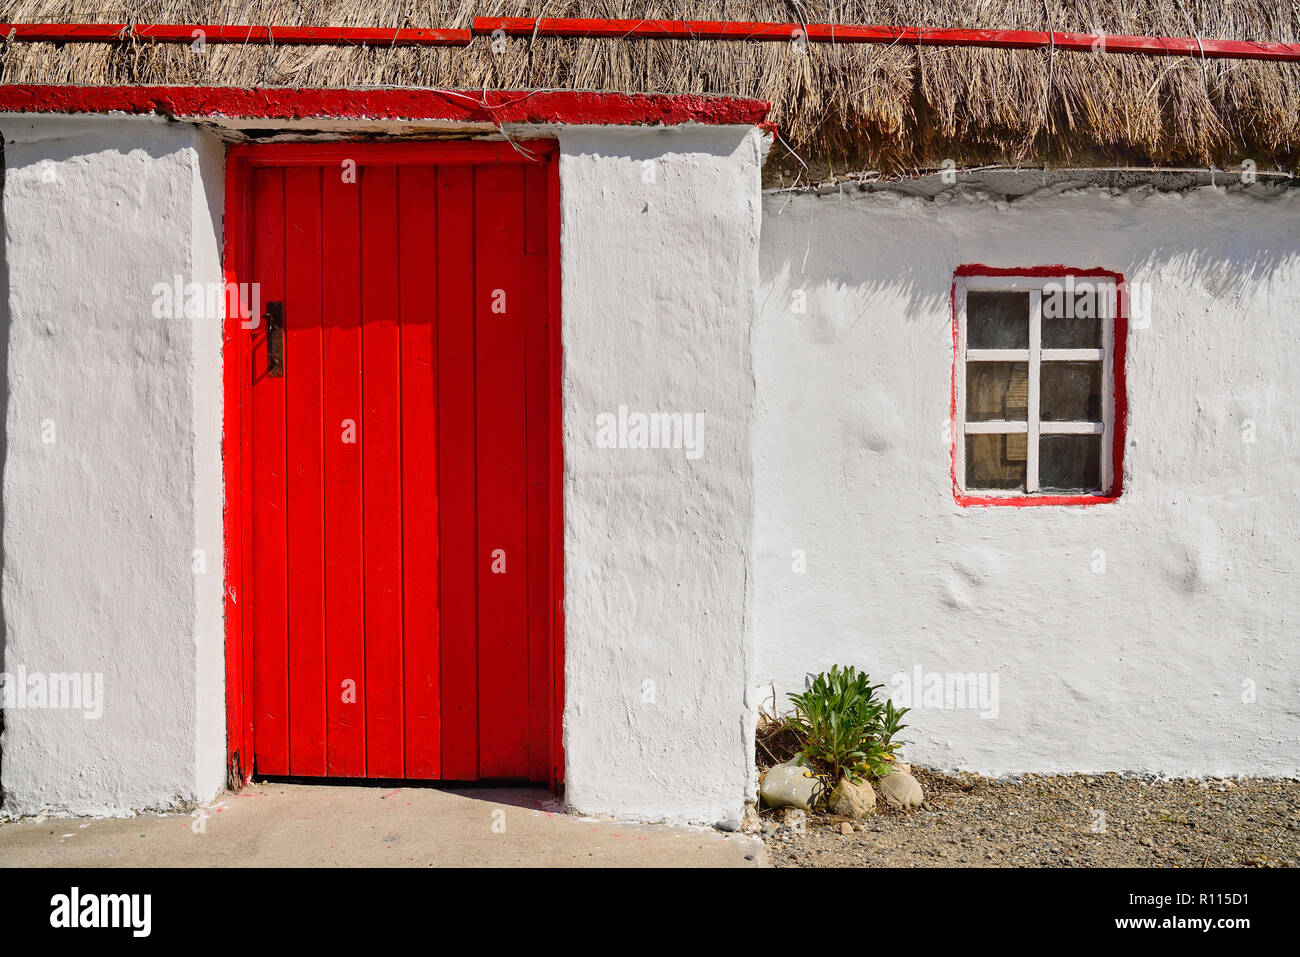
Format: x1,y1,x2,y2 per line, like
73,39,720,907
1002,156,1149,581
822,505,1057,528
0,781,764,868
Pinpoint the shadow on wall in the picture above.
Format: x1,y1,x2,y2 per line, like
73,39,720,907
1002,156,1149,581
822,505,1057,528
760,183,1300,340
564,125,756,163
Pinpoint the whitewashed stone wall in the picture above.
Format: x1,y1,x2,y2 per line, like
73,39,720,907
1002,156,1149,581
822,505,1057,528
0,115,226,816
755,180,1300,779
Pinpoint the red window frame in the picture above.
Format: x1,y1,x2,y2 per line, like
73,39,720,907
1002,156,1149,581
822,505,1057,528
950,264,1128,507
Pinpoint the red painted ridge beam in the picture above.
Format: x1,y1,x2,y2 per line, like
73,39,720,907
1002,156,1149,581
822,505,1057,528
475,17,1300,63
7,18,1297,62
0,85,771,126
0,23,471,46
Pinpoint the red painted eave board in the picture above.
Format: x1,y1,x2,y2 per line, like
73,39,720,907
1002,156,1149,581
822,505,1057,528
0,85,771,126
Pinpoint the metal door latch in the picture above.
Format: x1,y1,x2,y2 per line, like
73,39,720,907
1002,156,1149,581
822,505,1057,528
264,301,284,378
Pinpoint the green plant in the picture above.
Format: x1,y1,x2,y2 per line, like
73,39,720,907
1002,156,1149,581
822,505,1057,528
880,699,909,754
785,665,909,787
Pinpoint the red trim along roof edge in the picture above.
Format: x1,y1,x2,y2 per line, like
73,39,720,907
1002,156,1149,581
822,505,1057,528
482,17,1300,61
1,24,472,46
4,19,1300,62
0,85,771,126
478,17,1300,60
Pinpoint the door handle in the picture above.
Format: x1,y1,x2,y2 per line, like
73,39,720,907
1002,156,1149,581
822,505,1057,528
263,301,284,378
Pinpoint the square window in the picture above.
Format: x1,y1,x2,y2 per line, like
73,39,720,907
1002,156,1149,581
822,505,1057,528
954,271,1121,502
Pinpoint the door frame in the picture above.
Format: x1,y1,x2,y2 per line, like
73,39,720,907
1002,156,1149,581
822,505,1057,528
221,139,565,788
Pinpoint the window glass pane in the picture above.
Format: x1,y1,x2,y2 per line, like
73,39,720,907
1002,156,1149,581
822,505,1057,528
1041,285,1103,348
966,361,1028,421
1041,361,1102,421
967,291,1029,349
965,433,1026,491
1040,434,1102,492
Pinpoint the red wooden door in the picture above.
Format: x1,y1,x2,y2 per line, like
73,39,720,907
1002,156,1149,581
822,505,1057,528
243,148,558,783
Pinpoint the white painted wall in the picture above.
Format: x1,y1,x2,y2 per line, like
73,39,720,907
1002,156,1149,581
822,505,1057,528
756,182,1300,778
2,107,1291,825
0,114,226,815
0,112,769,824
557,126,764,826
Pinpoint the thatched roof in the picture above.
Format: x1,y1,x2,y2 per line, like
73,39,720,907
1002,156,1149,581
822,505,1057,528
3,2,1299,178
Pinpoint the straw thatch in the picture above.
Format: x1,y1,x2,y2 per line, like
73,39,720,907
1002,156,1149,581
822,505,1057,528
2,2,1299,176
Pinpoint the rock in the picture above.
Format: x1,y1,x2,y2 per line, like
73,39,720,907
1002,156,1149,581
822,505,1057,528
759,756,822,811
878,769,924,810
831,775,878,818
740,802,762,834
839,821,854,836
780,807,807,831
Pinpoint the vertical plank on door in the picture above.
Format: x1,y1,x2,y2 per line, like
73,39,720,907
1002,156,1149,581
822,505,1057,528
475,163,531,778
361,164,405,778
227,159,257,780
546,149,565,786
437,164,479,781
250,166,289,775
284,167,327,776
522,159,552,782
322,165,366,776
399,165,442,778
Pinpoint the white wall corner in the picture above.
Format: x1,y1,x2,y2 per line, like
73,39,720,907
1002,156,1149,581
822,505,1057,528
188,125,227,805
0,114,224,815
556,124,763,826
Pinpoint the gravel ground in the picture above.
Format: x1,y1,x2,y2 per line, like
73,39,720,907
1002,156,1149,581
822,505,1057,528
762,769,1300,868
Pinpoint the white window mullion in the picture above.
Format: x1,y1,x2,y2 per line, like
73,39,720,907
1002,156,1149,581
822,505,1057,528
967,348,1031,362
1040,348,1104,362
1026,290,1042,493
1037,421,1104,435
955,278,968,491
1102,282,1116,493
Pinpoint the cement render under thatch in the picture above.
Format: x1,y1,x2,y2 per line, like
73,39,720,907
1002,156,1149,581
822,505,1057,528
1,2,1298,174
